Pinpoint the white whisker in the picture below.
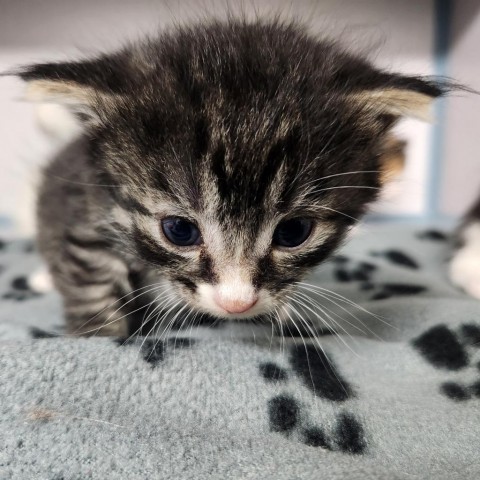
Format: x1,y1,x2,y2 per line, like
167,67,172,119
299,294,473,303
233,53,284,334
286,294,362,358
296,287,386,342
301,170,382,190
77,284,170,337
281,297,354,397
297,282,395,329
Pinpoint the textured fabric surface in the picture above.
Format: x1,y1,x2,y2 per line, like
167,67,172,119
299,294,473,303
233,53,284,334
0,225,479,480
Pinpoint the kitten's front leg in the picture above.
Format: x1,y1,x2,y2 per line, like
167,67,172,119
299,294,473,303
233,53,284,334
48,234,137,336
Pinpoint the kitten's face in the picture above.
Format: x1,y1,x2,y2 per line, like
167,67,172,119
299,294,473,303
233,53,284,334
96,84,393,321
19,21,443,320
95,67,382,320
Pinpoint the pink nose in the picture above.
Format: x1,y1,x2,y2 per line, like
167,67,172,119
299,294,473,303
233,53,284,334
214,295,258,314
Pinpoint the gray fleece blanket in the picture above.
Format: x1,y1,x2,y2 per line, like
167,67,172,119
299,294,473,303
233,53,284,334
1,224,480,480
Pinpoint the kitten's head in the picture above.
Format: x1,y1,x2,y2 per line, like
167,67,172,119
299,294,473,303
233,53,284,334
18,20,446,320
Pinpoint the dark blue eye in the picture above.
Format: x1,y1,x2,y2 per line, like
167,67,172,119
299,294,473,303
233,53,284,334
161,217,201,246
273,218,313,248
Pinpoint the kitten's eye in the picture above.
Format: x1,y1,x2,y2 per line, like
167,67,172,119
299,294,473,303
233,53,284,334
161,217,202,246
273,218,313,248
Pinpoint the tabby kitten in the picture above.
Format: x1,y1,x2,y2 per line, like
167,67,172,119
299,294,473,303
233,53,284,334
18,20,446,336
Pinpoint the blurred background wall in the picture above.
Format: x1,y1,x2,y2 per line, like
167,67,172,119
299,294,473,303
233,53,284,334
0,0,478,234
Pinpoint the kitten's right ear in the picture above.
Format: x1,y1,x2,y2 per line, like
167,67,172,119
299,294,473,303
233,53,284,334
351,76,449,122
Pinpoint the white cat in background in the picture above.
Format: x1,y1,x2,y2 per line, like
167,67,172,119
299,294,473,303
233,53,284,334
450,223,480,300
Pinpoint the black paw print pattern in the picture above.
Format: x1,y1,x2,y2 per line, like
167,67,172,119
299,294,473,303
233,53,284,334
416,229,449,242
3,276,42,302
413,324,480,401
30,327,60,339
331,250,428,301
261,344,367,455
370,249,419,270
331,255,378,286
116,336,195,367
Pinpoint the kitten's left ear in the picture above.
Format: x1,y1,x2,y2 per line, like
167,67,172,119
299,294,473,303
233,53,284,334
14,56,129,123
22,78,98,115
353,75,449,122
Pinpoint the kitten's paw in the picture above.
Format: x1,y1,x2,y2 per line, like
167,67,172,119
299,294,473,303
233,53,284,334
450,223,480,299
28,268,53,294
